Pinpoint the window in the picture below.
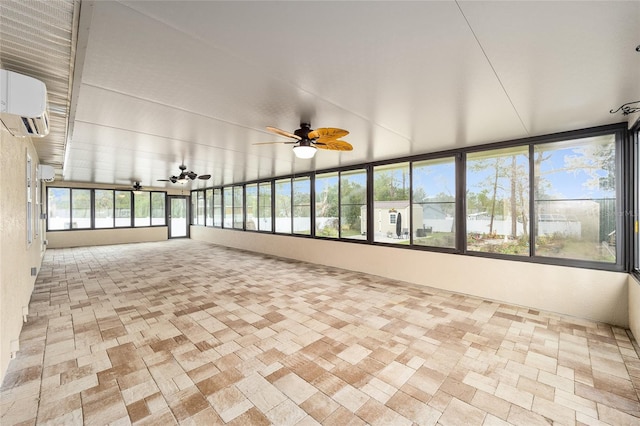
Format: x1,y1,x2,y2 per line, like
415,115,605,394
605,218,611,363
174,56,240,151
71,189,92,229
466,146,529,256
48,188,70,230
47,188,167,231
47,188,92,229
340,169,367,240
233,186,244,229
412,157,456,248
246,184,258,230
26,153,32,244
534,135,617,263
213,188,222,227
315,172,339,238
95,190,114,228
173,124,628,272
373,163,410,243
223,187,233,228
189,190,206,226
191,190,205,226
151,192,166,225
133,192,150,227
258,182,272,232
205,189,213,226
634,125,640,272
197,191,205,225
191,193,198,225
293,177,311,235
35,166,40,239
115,191,131,227
275,178,292,233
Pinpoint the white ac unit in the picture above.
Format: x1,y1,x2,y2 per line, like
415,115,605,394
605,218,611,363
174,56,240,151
38,165,56,182
0,69,50,137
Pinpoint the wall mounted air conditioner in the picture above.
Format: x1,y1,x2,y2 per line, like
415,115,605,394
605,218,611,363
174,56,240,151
0,69,50,137
38,165,55,182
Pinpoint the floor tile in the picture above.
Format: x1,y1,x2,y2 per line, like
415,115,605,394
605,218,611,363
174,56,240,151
0,240,638,425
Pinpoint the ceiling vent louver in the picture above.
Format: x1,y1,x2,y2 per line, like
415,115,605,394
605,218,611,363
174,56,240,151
0,69,50,138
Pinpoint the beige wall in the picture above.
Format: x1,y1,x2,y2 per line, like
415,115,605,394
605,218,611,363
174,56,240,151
191,226,629,327
47,227,168,248
0,129,46,383
629,275,640,342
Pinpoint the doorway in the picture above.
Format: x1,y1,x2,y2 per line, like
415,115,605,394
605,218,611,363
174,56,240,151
168,196,189,238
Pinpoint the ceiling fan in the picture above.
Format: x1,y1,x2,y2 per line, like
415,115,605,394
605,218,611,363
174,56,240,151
115,180,145,198
254,123,352,158
157,164,211,184
116,181,145,193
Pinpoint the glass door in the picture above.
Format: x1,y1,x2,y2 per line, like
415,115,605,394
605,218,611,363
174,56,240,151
169,196,189,238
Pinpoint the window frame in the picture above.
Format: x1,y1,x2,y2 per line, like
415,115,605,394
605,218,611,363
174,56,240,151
46,187,167,231
629,118,640,276
257,181,273,233
46,123,632,273
212,188,222,227
338,167,368,241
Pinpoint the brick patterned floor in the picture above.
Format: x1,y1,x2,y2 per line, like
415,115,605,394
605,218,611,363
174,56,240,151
1,239,639,425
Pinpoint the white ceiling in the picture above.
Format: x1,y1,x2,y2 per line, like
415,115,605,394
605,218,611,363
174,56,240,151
4,1,640,190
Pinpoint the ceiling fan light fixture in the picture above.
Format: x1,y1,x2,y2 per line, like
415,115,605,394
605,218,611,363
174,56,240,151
177,177,189,184
293,145,317,159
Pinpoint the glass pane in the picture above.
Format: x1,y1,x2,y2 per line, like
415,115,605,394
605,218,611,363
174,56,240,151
258,182,272,232
47,188,70,230
534,135,617,262
213,188,222,226
246,184,258,230
197,190,205,225
223,187,233,228
636,129,640,271
134,192,151,227
94,189,114,229
340,169,367,240
373,163,411,243
191,192,198,224
151,192,166,225
466,146,530,255
71,189,91,229
233,186,244,229
170,198,188,237
115,191,132,227
275,179,292,233
412,158,456,248
293,177,311,235
315,172,339,238
205,189,213,226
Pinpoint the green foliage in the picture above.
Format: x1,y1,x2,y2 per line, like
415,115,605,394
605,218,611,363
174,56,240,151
374,170,409,201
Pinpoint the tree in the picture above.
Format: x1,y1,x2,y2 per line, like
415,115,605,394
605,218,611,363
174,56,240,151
341,179,366,232
469,152,529,238
374,169,409,201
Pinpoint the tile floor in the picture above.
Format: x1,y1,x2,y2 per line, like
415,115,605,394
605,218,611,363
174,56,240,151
1,239,639,425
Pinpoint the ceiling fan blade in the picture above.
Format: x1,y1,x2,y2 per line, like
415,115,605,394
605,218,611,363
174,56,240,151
198,174,211,180
314,139,353,151
308,127,349,141
157,179,171,182
266,126,302,140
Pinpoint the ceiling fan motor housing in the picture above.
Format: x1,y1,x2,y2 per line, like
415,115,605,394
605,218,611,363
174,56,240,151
295,123,313,142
